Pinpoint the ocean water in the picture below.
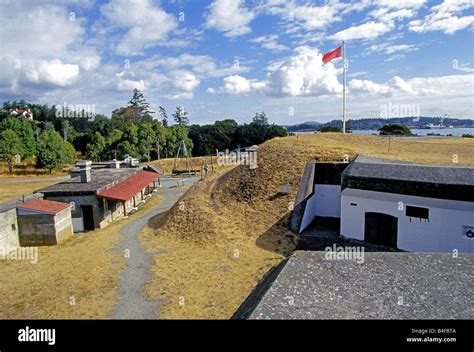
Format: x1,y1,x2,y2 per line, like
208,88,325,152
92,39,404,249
351,128,474,136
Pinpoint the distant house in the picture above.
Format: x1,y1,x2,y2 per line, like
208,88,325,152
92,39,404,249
9,108,33,120
292,155,474,253
37,161,161,232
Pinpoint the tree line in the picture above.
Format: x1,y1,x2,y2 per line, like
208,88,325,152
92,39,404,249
0,89,287,173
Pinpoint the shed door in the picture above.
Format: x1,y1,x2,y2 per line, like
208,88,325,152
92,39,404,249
364,212,398,248
80,205,95,231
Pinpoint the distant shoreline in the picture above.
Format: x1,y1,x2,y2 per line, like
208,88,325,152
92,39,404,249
291,127,474,136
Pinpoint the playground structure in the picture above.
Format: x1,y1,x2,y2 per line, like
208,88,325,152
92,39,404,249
172,140,200,176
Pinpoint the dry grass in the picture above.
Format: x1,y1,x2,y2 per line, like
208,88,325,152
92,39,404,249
0,193,163,319
0,160,70,178
140,133,474,319
0,180,60,203
153,156,219,174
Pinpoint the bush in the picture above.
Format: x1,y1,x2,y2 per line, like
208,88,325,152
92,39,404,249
320,125,342,133
379,124,412,136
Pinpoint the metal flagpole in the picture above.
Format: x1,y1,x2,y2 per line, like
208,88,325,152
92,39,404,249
342,40,347,134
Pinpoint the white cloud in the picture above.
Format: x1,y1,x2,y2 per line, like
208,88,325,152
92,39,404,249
169,71,200,96
101,0,177,55
250,35,288,52
375,0,426,9
349,79,390,96
115,71,146,91
205,0,255,37
368,43,418,54
409,0,474,34
331,21,394,41
150,53,249,78
349,75,420,96
211,46,343,97
213,75,263,95
25,60,80,87
265,46,342,97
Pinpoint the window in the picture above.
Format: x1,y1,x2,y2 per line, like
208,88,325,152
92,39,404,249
350,202,358,207
406,206,429,220
11,223,16,231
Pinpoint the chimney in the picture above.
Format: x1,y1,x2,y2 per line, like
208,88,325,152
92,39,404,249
76,160,92,183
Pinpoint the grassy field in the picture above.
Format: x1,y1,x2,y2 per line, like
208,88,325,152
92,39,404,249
0,180,61,203
140,134,474,319
0,193,163,319
0,160,70,178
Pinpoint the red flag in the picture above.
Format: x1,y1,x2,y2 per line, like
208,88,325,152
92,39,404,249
322,46,342,64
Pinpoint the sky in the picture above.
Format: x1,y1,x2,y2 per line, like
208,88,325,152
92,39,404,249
0,0,473,125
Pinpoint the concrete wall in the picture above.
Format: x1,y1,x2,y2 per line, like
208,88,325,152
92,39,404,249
0,208,19,248
289,162,315,233
314,184,341,218
17,208,73,246
341,188,474,253
43,195,102,231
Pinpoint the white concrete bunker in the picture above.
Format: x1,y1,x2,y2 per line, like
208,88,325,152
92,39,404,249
291,155,474,253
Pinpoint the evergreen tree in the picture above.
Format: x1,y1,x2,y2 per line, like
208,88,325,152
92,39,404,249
172,105,189,126
128,89,154,116
159,106,169,127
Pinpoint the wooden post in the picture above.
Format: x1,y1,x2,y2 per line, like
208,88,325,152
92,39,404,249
123,202,127,217
141,190,144,200
133,196,136,208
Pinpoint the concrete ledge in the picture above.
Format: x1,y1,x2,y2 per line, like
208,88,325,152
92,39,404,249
289,162,315,233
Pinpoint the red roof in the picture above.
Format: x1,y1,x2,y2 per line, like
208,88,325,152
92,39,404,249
18,199,71,215
97,170,160,202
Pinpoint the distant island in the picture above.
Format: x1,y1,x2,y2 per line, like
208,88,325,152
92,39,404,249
286,117,474,132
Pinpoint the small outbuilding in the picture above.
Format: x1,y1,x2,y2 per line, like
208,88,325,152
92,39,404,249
17,199,73,246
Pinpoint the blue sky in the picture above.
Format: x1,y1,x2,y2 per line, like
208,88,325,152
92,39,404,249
0,0,473,125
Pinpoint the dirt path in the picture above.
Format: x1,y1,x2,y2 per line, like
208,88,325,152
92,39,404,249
109,175,200,319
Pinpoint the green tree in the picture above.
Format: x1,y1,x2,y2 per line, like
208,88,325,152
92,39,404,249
64,141,77,164
128,89,154,117
37,130,68,173
138,122,156,161
159,106,169,127
86,132,107,161
172,105,189,126
0,129,22,174
166,124,193,157
379,124,412,136
0,117,36,158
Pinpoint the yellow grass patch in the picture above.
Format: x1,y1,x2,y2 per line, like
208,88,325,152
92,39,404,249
0,180,60,203
0,193,163,319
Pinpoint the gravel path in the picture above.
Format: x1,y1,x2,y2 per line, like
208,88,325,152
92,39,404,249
109,175,200,319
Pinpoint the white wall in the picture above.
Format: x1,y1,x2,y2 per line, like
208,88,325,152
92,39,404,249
341,188,474,253
314,184,341,218
72,216,84,233
299,184,341,233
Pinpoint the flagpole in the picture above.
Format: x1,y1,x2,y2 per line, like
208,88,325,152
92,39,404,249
342,40,346,134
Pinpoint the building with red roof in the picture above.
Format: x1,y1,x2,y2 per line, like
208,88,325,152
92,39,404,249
37,161,161,232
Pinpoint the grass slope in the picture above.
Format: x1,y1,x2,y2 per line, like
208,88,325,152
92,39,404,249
141,134,474,319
